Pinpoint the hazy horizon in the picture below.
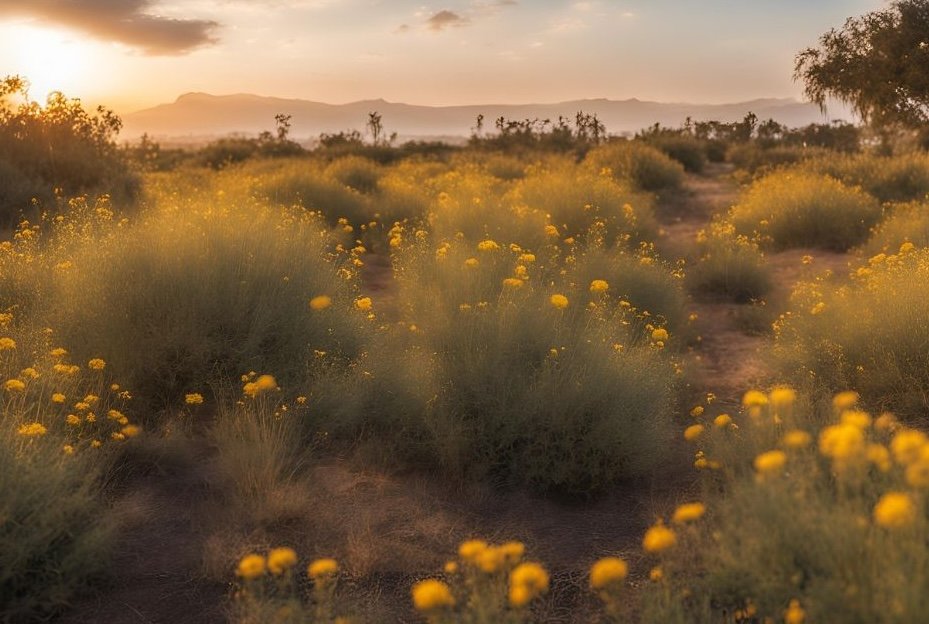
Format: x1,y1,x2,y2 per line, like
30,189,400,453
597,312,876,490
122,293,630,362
0,0,881,114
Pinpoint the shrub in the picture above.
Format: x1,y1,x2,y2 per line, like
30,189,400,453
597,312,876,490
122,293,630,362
861,200,929,256
584,141,685,192
325,156,383,194
730,171,882,251
313,231,680,494
44,193,369,408
641,388,929,624
687,220,772,303
0,322,132,621
726,144,818,174
643,135,708,173
774,245,929,418
799,152,929,203
255,162,373,227
0,77,138,227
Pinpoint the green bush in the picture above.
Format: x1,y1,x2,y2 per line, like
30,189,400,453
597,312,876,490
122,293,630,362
730,171,882,251
325,156,383,194
642,389,929,624
45,195,369,408
799,152,929,203
687,221,772,303
861,201,929,256
775,246,929,418
584,141,686,192
0,77,138,227
313,232,680,494
643,135,708,173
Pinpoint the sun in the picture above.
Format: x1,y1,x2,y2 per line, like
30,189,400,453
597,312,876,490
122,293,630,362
5,25,92,102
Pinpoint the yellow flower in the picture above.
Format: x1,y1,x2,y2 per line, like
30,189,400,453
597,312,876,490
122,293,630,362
589,557,628,589
589,280,609,293
17,422,47,437
0,337,15,350
509,562,549,605
874,492,917,529
550,294,569,309
781,429,812,450
651,328,669,342
475,546,504,573
841,410,872,429
649,566,663,582
243,374,278,398
107,409,125,421
514,265,528,279
672,502,706,524
477,239,500,251
819,423,865,465
309,295,332,311
3,379,25,393
66,414,81,426
832,391,859,411
867,444,892,473
121,425,142,438
464,257,479,268
754,450,787,477
519,253,536,263
50,347,67,358
690,405,704,417
111,432,126,441
683,424,704,442
768,387,796,410
891,428,928,465
443,561,458,574
713,414,732,428
20,367,38,379
88,358,106,370
499,541,525,562
742,390,768,408
784,599,806,624
307,558,339,579
62,444,75,456
502,278,525,289
354,297,373,312
412,579,455,611
267,547,298,575
236,554,266,580
185,393,204,405
544,224,559,237
458,539,488,563
90,439,102,448
643,522,677,553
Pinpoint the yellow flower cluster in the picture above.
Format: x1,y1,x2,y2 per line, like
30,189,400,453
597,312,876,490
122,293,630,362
243,374,278,398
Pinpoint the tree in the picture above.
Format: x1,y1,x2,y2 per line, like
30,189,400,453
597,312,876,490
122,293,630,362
795,0,929,136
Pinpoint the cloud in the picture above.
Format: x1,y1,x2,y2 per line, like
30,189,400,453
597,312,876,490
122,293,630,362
0,0,219,55
426,10,469,31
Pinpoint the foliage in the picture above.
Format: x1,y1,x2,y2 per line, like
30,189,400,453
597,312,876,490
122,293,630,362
730,170,882,250
795,0,929,136
584,141,686,192
0,76,138,227
775,245,929,418
687,220,772,303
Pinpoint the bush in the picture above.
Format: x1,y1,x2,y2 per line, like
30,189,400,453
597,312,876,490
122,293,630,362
799,152,929,203
687,220,772,303
325,156,383,194
0,77,138,227
0,322,133,621
774,245,929,418
584,141,685,192
730,171,882,251
313,231,680,494
726,144,819,174
44,192,369,408
641,388,929,624
861,200,929,256
255,162,373,227
643,135,708,173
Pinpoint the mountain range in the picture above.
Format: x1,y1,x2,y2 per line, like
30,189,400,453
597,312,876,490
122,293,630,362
121,93,852,143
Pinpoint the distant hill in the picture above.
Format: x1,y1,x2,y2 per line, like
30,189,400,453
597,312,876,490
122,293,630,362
121,92,852,142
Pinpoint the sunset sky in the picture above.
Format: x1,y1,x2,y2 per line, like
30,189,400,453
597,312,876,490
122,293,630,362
0,0,881,114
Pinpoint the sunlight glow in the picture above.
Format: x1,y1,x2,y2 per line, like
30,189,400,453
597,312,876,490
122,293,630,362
6,25,92,103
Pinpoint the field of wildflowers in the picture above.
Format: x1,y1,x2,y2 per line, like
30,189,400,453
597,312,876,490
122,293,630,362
4,136,929,623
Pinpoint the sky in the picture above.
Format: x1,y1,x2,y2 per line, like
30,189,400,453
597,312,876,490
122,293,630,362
0,0,883,114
